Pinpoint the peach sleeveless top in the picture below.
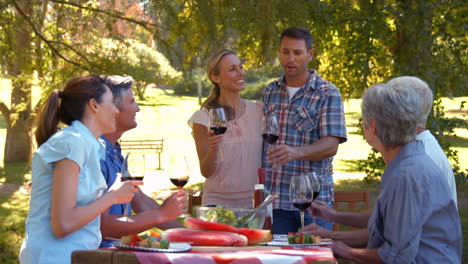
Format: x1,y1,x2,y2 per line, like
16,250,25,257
188,100,263,208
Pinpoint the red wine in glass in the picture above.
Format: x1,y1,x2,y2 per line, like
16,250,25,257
289,175,313,229
262,134,279,144
313,191,320,200
210,127,227,135
170,178,188,189
293,200,312,211
209,108,228,159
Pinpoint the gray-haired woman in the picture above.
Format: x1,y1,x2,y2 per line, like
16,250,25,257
332,80,461,263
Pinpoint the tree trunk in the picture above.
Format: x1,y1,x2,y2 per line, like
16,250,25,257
393,0,434,84
4,0,34,163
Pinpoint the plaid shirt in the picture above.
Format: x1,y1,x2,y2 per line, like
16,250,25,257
262,70,347,210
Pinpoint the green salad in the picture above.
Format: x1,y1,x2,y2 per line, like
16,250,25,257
205,206,262,229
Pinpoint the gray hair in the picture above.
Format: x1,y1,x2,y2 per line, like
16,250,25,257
361,81,422,148
387,76,433,126
100,75,135,109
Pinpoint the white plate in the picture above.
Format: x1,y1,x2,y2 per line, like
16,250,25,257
113,242,191,253
262,240,333,247
272,234,288,241
260,234,333,246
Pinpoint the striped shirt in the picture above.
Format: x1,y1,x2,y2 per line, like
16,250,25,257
261,70,347,210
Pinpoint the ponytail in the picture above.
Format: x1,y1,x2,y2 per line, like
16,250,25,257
34,90,61,147
201,84,221,110
33,75,108,147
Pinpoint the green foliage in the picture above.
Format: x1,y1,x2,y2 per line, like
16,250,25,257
0,191,29,264
148,0,466,99
241,65,281,101
358,149,386,183
89,39,180,100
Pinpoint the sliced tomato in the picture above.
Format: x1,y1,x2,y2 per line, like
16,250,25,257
295,233,303,244
129,234,143,246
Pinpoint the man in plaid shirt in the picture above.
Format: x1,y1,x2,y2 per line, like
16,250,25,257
262,27,347,234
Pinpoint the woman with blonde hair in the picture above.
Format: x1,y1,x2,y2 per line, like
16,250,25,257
20,75,142,264
188,49,263,208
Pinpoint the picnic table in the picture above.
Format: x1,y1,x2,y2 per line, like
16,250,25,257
72,245,337,264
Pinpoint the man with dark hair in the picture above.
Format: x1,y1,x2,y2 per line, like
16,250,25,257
99,75,185,247
262,27,347,234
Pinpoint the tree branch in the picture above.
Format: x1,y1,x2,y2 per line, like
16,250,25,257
49,0,165,31
0,100,11,125
47,40,92,65
13,1,90,70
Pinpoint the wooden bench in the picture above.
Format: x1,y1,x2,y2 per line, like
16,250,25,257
119,138,164,170
333,191,369,231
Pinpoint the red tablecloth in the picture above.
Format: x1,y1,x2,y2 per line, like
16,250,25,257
127,246,336,264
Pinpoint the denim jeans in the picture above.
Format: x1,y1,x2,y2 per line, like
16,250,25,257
272,209,333,234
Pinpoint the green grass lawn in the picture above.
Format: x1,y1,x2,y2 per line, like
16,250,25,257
0,85,466,263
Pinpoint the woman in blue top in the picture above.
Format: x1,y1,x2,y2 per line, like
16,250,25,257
19,75,143,264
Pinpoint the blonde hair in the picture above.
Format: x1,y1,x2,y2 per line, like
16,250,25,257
201,49,237,114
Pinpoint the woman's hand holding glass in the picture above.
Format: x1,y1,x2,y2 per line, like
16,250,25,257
108,174,142,204
208,108,227,160
207,129,224,153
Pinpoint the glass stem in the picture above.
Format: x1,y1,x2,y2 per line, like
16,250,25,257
123,202,130,221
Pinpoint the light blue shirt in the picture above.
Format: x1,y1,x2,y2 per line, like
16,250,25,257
367,141,462,263
19,121,107,264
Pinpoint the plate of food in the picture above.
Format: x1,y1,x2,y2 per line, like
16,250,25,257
113,242,191,253
260,233,332,247
113,232,191,253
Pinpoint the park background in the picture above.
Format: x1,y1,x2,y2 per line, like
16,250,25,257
0,0,466,263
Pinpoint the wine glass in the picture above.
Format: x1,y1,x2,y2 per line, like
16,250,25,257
289,174,313,229
262,112,279,145
169,156,190,190
310,172,321,201
209,108,228,159
262,112,280,193
168,155,190,217
309,172,321,224
119,152,146,222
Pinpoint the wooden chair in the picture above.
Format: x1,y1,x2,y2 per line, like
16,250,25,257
332,191,370,231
